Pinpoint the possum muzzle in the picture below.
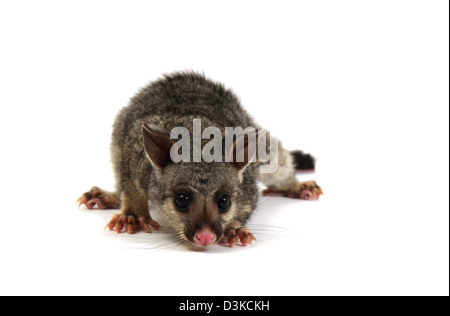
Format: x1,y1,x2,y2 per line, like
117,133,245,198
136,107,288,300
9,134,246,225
193,227,217,246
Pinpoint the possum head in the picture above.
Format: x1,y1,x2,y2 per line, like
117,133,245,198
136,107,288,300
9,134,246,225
142,124,258,247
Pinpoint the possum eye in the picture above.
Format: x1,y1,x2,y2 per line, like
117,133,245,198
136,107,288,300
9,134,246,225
217,195,231,212
175,193,190,211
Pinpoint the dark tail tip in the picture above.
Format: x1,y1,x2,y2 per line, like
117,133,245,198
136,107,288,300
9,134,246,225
291,150,316,170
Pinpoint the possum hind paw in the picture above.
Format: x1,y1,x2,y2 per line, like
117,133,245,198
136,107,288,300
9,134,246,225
105,214,161,234
262,180,323,200
222,227,256,247
77,186,121,210
295,181,323,200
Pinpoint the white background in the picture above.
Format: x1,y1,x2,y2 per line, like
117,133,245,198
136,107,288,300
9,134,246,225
0,0,448,296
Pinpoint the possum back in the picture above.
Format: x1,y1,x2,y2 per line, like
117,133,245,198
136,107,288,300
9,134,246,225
112,72,256,145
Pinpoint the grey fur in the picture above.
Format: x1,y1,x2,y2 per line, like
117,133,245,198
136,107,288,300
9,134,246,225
81,71,321,246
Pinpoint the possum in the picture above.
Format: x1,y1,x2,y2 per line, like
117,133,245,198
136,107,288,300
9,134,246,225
77,72,322,247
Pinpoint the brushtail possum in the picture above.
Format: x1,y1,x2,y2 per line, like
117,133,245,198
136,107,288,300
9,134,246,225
77,72,322,247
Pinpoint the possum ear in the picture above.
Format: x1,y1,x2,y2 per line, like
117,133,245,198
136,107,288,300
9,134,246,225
142,124,175,168
229,129,259,171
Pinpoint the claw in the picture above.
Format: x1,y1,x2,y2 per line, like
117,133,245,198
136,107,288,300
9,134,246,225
138,217,153,234
228,237,239,248
76,196,87,209
114,217,125,233
105,214,121,230
245,234,256,246
147,218,160,231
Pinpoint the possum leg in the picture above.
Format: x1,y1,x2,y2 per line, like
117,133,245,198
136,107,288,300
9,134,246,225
257,141,323,200
77,186,121,209
106,189,160,234
263,180,323,200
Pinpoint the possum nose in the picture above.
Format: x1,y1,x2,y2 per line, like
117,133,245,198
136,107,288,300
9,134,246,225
194,228,216,246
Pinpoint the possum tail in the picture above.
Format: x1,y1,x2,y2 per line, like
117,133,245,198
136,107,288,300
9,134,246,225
291,150,316,170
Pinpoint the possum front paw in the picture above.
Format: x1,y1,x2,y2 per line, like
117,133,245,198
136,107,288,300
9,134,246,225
77,186,121,210
105,214,161,234
262,180,323,200
222,227,256,247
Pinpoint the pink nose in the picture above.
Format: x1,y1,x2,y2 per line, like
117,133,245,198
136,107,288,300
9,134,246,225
194,228,216,246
